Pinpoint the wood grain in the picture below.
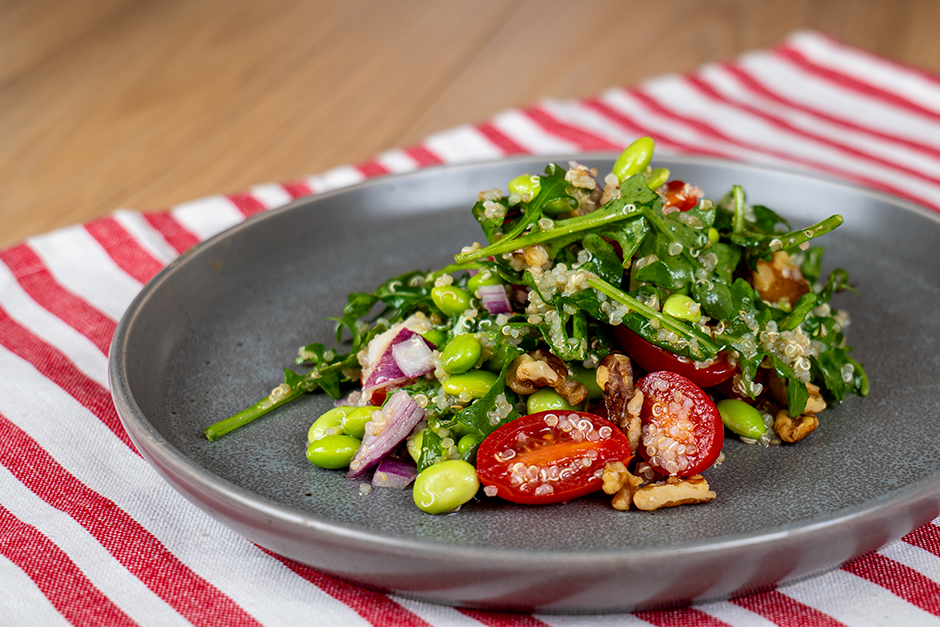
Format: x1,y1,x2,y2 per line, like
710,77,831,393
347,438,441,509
2,0,938,249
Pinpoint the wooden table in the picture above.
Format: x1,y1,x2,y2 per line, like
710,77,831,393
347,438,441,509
3,0,938,249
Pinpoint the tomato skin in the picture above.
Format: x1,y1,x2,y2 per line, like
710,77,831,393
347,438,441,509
614,326,736,388
663,180,700,212
636,371,723,477
476,411,632,505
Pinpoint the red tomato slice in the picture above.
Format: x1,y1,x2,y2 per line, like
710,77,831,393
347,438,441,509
614,326,736,388
476,411,632,505
663,180,700,212
636,371,723,477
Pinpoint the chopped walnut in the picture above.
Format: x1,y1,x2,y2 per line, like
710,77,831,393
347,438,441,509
596,354,641,450
506,350,588,405
632,475,716,511
774,410,819,443
602,461,644,511
804,382,827,414
751,251,810,308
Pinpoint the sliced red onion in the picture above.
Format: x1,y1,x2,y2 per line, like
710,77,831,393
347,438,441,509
347,390,425,478
371,457,418,489
362,326,435,395
477,284,512,315
392,334,435,377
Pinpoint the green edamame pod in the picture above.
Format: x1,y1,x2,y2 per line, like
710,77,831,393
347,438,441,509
662,294,702,323
412,460,480,514
717,398,767,439
567,362,604,400
646,167,670,189
431,285,472,317
407,429,425,464
526,387,579,414
441,334,483,374
441,371,498,399
613,137,655,182
307,408,347,443
306,434,362,469
340,406,377,440
420,328,447,349
467,270,502,294
508,173,541,200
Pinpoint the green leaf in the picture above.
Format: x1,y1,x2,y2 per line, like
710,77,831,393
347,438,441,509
779,292,817,331
453,344,523,436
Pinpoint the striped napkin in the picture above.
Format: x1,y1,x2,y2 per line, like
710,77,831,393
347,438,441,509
3,30,940,627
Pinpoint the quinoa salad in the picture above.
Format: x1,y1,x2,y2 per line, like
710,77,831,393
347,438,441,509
205,138,868,514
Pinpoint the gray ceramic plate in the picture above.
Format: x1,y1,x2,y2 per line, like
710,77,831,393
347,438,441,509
110,155,940,613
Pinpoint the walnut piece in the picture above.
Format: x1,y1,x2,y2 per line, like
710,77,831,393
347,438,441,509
751,251,810,308
632,475,716,511
506,350,587,405
773,410,819,443
602,461,644,511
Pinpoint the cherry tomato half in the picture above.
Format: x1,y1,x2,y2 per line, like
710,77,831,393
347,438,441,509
476,411,632,505
663,180,700,212
614,326,736,388
636,371,723,477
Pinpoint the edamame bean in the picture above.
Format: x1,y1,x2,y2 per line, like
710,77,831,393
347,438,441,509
457,434,484,461
306,434,361,469
340,405,377,440
717,398,767,439
662,293,702,323
707,227,720,246
567,363,604,400
526,387,579,414
441,371,498,399
407,429,425,464
508,173,541,200
441,334,483,374
431,285,472,317
412,460,480,514
420,328,447,349
613,136,655,182
307,408,347,443
467,270,502,294
646,167,670,189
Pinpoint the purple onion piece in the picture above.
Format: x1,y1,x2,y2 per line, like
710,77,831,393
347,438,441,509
392,335,435,377
361,327,435,394
477,284,512,315
371,457,418,489
347,390,425,479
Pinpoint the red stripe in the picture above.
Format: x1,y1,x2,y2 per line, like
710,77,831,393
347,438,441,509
404,144,445,167
633,607,732,626
142,211,201,254
685,74,940,189
84,217,166,285
475,123,530,155
732,589,849,627
0,244,116,355
0,305,133,450
842,552,940,617
523,105,621,151
261,549,432,627
809,31,940,90
281,181,313,199
723,61,940,163
227,193,267,218
777,45,940,124
630,87,939,211
357,160,392,179
457,609,551,627
582,97,730,160
904,522,940,557
0,415,262,627
0,504,138,627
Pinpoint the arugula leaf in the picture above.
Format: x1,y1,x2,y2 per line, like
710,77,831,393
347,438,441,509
453,344,523,435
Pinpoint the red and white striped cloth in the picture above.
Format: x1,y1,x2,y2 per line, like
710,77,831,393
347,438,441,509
3,30,940,626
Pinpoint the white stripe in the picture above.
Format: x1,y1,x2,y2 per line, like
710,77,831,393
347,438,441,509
880,540,940,585
27,228,141,321
789,31,940,115
0,348,370,627
696,600,781,627
490,108,579,154
738,53,940,148
0,261,108,385
423,124,506,162
392,596,486,627
0,554,72,627
249,183,294,209
780,568,940,627
377,148,421,173
0,464,189,626
171,194,245,242
112,210,179,264
641,75,940,201
308,164,366,193
599,88,795,170
699,64,940,183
